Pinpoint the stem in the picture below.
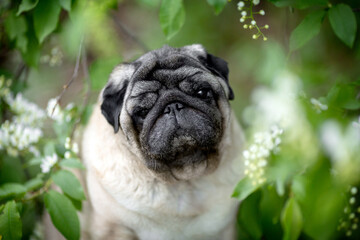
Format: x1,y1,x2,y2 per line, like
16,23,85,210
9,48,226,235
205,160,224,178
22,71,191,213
22,179,53,203
70,46,91,139
51,37,84,116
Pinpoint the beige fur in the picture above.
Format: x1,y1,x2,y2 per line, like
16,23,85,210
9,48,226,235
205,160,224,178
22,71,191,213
81,103,244,240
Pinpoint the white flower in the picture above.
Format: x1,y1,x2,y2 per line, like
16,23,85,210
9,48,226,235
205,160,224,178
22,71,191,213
242,126,284,186
251,20,256,25
5,93,46,127
311,98,328,113
240,17,245,23
64,151,71,159
0,120,43,155
241,11,247,16
40,154,58,173
46,98,63,121
351,187,358,195
253,0,260,5
320,120,360,182
29,146,40,157
237,1,245,10
65,137,71,149
259,10,265,15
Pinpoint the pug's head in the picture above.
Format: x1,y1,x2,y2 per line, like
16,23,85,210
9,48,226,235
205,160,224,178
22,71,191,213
100,44,234,180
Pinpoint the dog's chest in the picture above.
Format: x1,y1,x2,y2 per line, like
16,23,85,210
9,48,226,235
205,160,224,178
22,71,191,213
128,181,236,240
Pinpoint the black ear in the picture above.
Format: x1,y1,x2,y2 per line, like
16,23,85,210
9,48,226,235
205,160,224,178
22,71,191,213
200,53,234,100
101,81,129,133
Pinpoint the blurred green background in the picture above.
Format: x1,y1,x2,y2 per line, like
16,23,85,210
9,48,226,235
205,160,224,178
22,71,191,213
1,0,360,239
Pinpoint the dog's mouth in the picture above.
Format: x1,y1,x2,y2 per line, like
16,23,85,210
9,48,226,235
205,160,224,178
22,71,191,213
135,94,222,175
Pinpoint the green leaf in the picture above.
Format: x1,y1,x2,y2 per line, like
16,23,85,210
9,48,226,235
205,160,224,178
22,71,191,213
0,183,27,202
64,193,82,211
289,10,326,51
4,12,27,41
15,34,28,53
206,0,227,15
237,190,262,239
21,31,40,67
329,4,357,48
281,197,303,240
159,0,185,40
4,12,28,53
59,158,86,169
24,178,43,191
27,157,42,166
44,142,56,156
17,0,39,15
52,170,86,200
259,186,285,239
33,0,61,43
44,190,80,240
232,177,260,201
327,83,360,110
59,0,71,11
0,201,22,240
89,57,122,90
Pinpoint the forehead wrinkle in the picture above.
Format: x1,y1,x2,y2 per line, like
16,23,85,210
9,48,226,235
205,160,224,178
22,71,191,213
151,67,205,88
130,80,162,97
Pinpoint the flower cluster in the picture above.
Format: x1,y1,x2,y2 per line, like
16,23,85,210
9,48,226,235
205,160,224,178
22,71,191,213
46,98,76,123
338,186,360,237
40,47,64,67
243,125,283,186
64,137,79,155
0,78,46,156
237,0,269,41
40,154,58,173
310,98,328,114
320,120,360,183
6,93,46,126
0,120,43,156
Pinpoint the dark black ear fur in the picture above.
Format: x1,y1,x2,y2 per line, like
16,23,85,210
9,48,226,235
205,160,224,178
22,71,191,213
101,81,129,133
199,53,234,100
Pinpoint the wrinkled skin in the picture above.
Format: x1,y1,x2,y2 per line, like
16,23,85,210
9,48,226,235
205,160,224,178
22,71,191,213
101,45,233,178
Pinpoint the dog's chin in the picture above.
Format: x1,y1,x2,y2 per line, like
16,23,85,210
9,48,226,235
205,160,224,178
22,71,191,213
170,159,208,181
143,149,220,181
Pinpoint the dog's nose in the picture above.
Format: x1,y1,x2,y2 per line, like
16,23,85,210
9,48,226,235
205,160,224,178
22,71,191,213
164,102,185,114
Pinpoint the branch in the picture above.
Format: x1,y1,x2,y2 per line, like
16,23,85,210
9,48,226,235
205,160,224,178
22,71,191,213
57,38,83,102
70,46,91,139
112,13,149,53
15,63,27,81
51,37,84,116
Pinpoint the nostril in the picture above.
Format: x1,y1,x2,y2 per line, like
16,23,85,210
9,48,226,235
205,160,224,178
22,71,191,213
163,102,185,114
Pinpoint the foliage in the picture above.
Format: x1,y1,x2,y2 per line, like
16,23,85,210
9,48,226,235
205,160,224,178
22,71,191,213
0,0,360,239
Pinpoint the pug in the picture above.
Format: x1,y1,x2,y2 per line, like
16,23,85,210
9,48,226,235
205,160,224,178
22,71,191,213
81,44,245,240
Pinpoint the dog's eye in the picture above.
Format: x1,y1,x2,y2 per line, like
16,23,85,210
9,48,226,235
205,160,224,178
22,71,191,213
196,88,213,99
135,109,149,119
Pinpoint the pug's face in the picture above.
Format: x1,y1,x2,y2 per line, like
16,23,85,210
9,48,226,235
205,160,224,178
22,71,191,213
100,45,234,180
